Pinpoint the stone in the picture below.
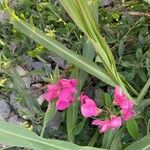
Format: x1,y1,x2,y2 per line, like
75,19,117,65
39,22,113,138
15,65,28,76
10,92,22,110
36,94,44,105
22,55,34,71
32,61,52,72
0,100,11,120
47,111,64,138
50,56,67,69
8,115,23,125
100,0,113,6
22,76,32,88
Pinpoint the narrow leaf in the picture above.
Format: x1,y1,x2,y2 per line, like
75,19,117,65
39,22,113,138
126,118,139,139
3,1,116,87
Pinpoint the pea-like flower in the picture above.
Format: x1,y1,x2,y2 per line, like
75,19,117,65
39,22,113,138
43,84,60,102
114,86,135,121
43,79,78,110
80,93,102,118
92,116,122,133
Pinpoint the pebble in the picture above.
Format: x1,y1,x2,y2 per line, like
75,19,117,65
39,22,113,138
8,115,23,125
0,100,11,120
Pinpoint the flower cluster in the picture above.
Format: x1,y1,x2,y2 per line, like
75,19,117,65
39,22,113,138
43,79,135,133
43,79,77,110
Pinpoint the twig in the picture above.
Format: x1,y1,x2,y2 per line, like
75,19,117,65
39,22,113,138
122,11,150,17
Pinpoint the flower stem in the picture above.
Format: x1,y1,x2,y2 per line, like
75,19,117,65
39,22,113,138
136,77,150,102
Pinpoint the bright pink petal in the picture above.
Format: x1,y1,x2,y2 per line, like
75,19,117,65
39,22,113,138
43,84,60,101
92,116,122,133
80,94,100,118
92,119,110,133
122,108,135,121
81,99,99,117
56,88,76,110
110,116,122,129
59,79,78,88
114,86,127,106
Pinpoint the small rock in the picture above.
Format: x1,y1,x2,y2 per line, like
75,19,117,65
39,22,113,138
36,94,44,105
10,92,22,110
22,55,34,71
47,111,63,131
32,61,52,72
22,76,32,88
9,92,30,117
100,0,112,6
15,65,28,76
8,115,23,125
0,100,11,120
50,56,66,69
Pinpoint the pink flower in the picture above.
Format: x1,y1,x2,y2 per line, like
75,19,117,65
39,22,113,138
121,100,135,121
43,79,78,110
80,93,101,118
59,79,77,89
56,88,77,110
43,84,60,102
113,86,135,121
56,79,78,110
114,86,127,106
92,116,122,133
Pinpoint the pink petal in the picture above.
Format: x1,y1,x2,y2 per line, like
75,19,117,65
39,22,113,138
56,88,76,110
43,84,60,101
92,119,110,133
114,86,127,106
80,94,100,118
110,116,122,128
92,116,122,133
59,79,78,88
122,109,135,121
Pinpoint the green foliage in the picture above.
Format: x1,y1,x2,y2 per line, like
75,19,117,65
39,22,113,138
0,120,105,150
126,119,139,140
0,0,150,149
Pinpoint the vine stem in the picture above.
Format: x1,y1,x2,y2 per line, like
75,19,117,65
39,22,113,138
136,77,150,102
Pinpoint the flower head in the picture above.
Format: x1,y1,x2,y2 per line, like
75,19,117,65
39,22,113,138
80,93,101,118
56,88,77,110
92,116,122,133
43,84,60,102
56,79,78,110
113,86,135,121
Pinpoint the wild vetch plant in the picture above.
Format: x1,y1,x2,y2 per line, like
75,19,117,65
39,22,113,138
43,79,135,133
0,0,150,150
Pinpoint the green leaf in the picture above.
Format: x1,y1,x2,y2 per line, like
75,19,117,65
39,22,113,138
73,118,86,135
126,118,139,139
9,68,42,113
125,134,150,150
0,120,106,150
110,128,125,150
136,48,143,60
102,130,117,149
40,101,57,137
88,129,99,147
3,1,116,87
118,40,125,60
103,92,112,108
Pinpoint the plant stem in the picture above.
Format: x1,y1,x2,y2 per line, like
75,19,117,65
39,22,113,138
136,77,150,102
